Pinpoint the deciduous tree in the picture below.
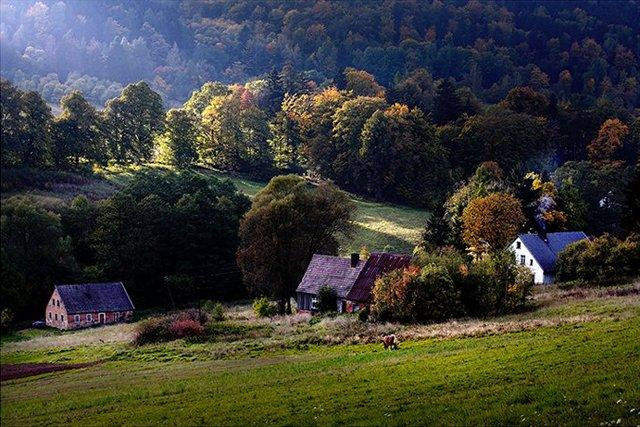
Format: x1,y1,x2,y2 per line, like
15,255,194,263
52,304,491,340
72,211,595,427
237,175,355,313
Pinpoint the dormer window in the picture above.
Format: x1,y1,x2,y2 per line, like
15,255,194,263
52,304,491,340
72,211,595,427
516,241,521,249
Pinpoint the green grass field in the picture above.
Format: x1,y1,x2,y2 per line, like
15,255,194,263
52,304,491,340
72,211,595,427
1,287,639,425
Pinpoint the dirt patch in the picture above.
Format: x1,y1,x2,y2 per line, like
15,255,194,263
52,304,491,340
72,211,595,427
1,361,100,381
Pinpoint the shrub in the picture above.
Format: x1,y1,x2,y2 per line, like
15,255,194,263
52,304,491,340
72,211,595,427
506,266,534,311
463,250,529,316
134,317,167,346
557,234,640,285
252,297,278,317
372,264,461,323
316,285,338,313
134,309,207,345
202,300,225,321
167,319,204,339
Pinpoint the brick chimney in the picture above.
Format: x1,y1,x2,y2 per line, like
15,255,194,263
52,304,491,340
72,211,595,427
350,253,360,268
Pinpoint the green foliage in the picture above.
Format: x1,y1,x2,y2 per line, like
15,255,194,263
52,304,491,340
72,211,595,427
252,297,277,318
316,285,338,313
463,250,530,316
158,108,198,168
199,89,274,177
92,169,250,306
359,104,450,207
238,175,355,313
372,262,461,323
52,91,105,168
104,81,164,163
556,234,640,284
202,300,225,322
1,197,76,318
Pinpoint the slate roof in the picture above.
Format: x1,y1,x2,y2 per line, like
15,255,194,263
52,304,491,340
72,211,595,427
347,253,412,303
296,254,365,298
296,252,411,303
55,282,135,314
518,231,588,272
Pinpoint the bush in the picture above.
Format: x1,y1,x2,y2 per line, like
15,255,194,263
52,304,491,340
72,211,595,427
134,317,167,346
462,250,530,316
371,263,461,323
316,285,338,313
252,297,278,317
557,234,640,285
134,309,207,345
167,319,205,338
202,300,225,321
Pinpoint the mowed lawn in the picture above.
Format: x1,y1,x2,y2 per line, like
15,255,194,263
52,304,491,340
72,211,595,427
2,312,639,426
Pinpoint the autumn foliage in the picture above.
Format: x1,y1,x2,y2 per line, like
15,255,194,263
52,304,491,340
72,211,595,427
462,193,525,254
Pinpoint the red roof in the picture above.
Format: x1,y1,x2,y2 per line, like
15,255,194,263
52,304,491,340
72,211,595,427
346,253,411,303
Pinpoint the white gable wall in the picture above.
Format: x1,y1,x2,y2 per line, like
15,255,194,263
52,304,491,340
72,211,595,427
509,238,547,284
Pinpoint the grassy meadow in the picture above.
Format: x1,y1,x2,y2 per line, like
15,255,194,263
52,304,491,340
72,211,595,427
1,284,639,425
2,165,428,254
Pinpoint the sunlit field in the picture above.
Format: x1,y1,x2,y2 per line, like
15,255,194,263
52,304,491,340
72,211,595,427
1,284,639,425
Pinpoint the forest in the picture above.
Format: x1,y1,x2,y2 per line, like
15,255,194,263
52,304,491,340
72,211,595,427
1,0,639,109
1,0,639,320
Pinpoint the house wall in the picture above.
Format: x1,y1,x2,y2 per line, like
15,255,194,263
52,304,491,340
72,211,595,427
296,292,348,313
509,238,548,284
45,289,133,330
45,289,69,329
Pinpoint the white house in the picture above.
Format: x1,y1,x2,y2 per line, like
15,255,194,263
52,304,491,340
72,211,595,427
509,231,588,284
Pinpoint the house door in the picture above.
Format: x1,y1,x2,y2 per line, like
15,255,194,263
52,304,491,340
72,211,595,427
99,313,106,323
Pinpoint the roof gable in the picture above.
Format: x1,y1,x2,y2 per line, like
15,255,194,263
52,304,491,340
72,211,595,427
518,232,587,272
55,282,135,314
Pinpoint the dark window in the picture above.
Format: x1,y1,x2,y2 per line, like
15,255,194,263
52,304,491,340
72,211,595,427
520,255,526,265
74,315,80,322
56,300,60,307
87,313,93,321
49,312,52,319
55,313,58,321
516,241,521,249
61,315,64,322
530,259,533,266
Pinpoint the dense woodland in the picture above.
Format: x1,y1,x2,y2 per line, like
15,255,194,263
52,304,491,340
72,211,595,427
1,0,639,320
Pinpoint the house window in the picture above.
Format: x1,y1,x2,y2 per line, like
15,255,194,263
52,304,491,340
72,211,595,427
61,315,64,322
530,259,533,266
55,313,58,321
115,312,121,321
86,313,93,322
311,297,318,310
520,255,526,265
516,241,521,249
49,312,52,319
74,315,80,322
51,299,55,306
56,300,60,307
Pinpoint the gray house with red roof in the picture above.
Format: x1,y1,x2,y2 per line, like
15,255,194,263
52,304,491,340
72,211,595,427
45,282,135,330
296,252,411,313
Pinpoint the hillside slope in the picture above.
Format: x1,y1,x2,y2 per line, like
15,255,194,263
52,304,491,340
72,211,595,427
1,166,428,254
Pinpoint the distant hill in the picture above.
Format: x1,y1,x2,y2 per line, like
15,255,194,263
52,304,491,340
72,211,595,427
1,0,638,109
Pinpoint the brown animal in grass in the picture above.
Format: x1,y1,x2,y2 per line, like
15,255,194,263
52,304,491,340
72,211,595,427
382,334,398,350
